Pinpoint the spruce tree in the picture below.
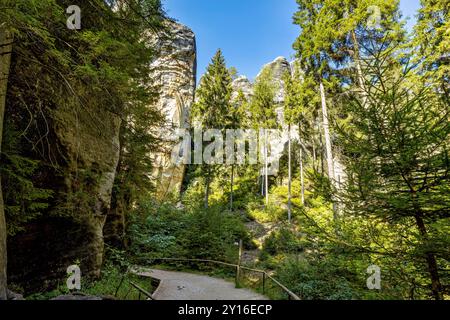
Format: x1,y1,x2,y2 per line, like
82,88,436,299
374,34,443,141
337,43,449,300
192,49,233,208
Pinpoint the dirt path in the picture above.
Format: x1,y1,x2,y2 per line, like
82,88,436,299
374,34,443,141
133,268,268,300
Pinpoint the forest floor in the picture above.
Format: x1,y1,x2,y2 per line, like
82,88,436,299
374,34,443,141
242,221,278,266
133,268,268,300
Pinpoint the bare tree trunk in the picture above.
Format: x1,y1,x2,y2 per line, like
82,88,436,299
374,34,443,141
0,27,13,300
204,167,211,209
230,165,234,211
319,82,335,181
300,146,305,206
264,129,269,206
312,139,317,172
319,131,325,175
260,167,264,196
287,125,292,223
351,31,368,107
298,124,305,206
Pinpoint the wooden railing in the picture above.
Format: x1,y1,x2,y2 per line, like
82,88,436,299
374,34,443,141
146,257,301,301
114,272,157,300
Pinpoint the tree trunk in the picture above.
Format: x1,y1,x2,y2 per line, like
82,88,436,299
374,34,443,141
300,146,305,206
230,165,234,211
287,125,292,223
0,27,13,300
260,166,264,196
204,168,210,209
351,30,368,107
319,82,335,182
264,129,269,206
312,139,317,172
414,213,443,300
298,123,305,206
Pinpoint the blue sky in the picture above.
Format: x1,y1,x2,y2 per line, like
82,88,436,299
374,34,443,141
163,0,422,80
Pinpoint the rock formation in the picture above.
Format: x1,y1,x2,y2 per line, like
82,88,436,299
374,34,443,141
147,20,197,200
232,75,253,100
232,56,346,184
232,56,296,176
7,19,196,292
7,94,122,291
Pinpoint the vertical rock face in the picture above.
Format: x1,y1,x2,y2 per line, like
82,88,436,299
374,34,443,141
53,103,122,277
148,20,197,200
7,19,196,292
7,100,122,291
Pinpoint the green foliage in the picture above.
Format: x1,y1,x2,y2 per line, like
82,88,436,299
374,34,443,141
1,124,53,235
276,257,361,300
246,202,287,223
250,68,278,129
191,49,234,208
83,263,155,300
128,200,249,263
261,227,304,257
413,0,450,86
26,262,154,300
193,49,233,128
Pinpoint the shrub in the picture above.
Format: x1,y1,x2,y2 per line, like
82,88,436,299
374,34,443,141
276,257,359,300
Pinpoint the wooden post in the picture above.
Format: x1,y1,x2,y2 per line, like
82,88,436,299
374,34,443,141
262,272,266,295
235,240,243,287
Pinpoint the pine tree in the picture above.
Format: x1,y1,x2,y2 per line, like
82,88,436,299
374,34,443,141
283,68,308,220
337,43,449,300
192,49,233,208
293,0,405,218
228,89,247,211
293,0,337,187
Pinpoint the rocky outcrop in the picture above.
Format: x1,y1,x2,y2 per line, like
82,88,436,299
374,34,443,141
258,56,292,104
232,76,253,100
231,56,346,183
147,20,197,200
53,103,122,277
7,99,122,291
232,57,296,176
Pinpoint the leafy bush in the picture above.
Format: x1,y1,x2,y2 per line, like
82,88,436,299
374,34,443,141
276,257,359,300
246,202,287,223
128,201,249,264
261,227,304,257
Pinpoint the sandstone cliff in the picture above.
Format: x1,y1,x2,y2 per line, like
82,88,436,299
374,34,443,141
7,20,196,292
148,20,197,200
7,93,122,291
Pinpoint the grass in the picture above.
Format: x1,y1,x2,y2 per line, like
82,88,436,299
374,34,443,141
26,263,156,300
